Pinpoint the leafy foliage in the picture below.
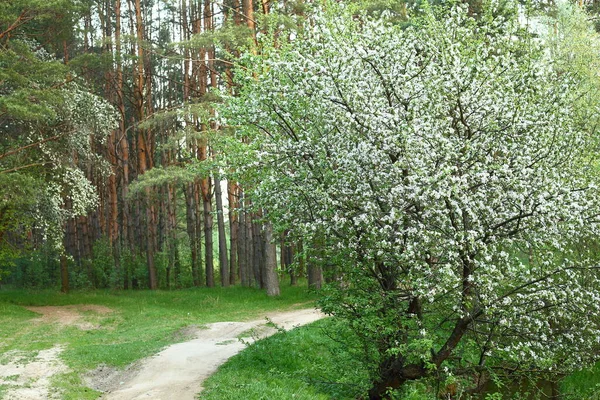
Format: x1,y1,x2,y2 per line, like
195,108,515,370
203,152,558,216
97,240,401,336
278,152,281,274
0,1,117,270
226,2,600,395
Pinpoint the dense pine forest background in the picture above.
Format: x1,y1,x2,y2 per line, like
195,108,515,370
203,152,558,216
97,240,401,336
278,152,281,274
2,0,600,290
0,0,328,293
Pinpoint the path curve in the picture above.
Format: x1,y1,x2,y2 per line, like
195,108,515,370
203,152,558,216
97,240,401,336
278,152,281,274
99,308,324,400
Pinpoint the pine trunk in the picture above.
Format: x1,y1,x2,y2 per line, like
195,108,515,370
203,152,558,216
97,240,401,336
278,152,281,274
238,193,249,286
168,184,181,287
245,206,254,287
134,0,158,289
60,253,69,293
184,183,200,286
251,214,263,288
214,175,229,287
228,181,238,285
202,178,214,287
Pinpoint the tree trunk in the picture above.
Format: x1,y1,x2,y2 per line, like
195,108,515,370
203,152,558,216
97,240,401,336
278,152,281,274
78,215,94,287
145,194,158,289
263,222,280,296
243,0,256,43
245,206,254,287
282,236,296,286
60,253,69,293
184,183,200,286
238,195,249,286
169,184,181,287
307,265,323,289
228,181,238,285
251,214,263,288
199,0,214,288
158,185,167,253
115,0,127,249
66,216,79,265
214,175,229,287
133,0,158,289
194,180,204,283
202,178,214,287
307,240,323,290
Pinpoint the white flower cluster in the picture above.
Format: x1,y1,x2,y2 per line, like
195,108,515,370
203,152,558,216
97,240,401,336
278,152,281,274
20,84,115,248
228,4,600,374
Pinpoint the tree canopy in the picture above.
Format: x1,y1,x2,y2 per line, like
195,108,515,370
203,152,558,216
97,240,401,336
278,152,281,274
226,3,600,396
0,1,115,266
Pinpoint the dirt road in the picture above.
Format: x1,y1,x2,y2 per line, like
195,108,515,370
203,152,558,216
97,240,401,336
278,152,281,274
95,308,323,400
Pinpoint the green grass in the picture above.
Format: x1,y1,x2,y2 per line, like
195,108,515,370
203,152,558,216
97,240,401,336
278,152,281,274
201,317,600,400
200,318,371,400
5,283,600,400
561,363,600,399
0,283,317,399
51,372,100,400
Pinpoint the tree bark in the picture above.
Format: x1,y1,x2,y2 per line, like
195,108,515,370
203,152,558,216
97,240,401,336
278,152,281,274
251,214,264,288
103,0,121,286
245,205,255,287
133,0,158,289
307,262,323,290
144,194,158,289
307,238,323,290
228,181,238,285
263,222,280,296
367,362,427,400
238,192,249,286
194,180,204,283
184,183,200,286
282,237,296,286
243,0,256,42
60,253,69,293
214,175,229,286
202,177,214,287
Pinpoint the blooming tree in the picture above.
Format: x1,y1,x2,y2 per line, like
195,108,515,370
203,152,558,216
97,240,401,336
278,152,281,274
227,3,600,398
0,36,116,267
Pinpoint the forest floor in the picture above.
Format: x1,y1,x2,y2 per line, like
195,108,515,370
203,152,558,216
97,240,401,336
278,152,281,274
0,286,319,400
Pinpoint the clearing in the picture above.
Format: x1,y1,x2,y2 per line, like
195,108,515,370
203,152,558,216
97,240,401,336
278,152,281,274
0,287,319,399
88,308,323,400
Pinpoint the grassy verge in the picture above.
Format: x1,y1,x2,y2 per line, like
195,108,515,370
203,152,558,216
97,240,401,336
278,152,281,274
201,317,600,400
561,363,600,399
0,283,317,399
200,318,371,400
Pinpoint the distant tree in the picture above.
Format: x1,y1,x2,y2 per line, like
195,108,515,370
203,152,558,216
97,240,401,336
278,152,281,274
0,0,116,279
227,3,600,397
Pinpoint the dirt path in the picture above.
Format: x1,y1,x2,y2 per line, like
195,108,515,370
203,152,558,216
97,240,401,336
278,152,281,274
0,305,113,400
93,308,323,400
25,305,113,330
0,346,68,400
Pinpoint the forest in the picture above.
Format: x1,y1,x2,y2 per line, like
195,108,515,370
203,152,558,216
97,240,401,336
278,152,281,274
4,0,600,398
0,0,295,293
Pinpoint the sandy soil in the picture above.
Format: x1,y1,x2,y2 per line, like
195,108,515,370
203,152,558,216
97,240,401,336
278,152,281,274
0,346,68,400
0,305,115,400
26,305,114,330
90,308,324,400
